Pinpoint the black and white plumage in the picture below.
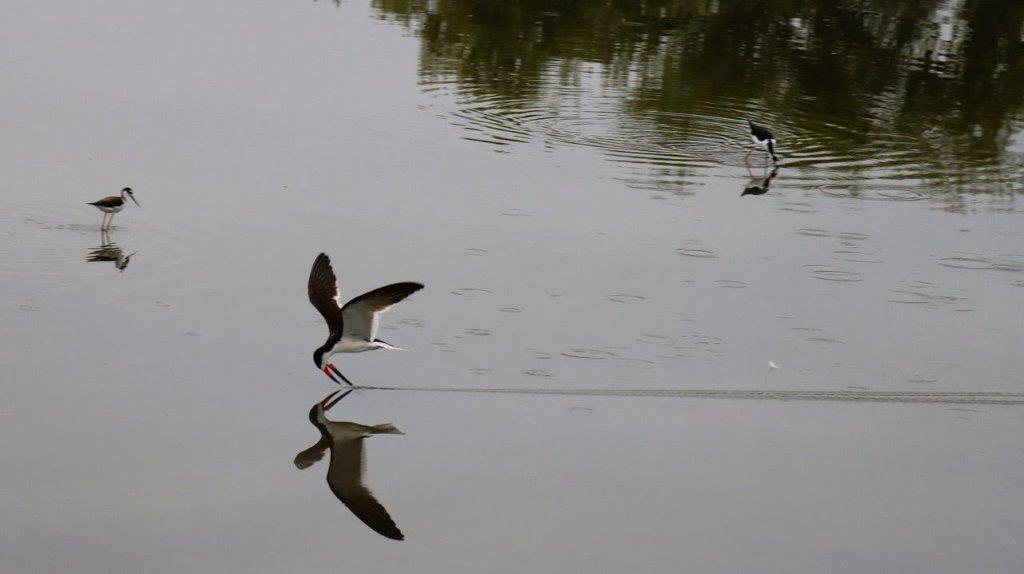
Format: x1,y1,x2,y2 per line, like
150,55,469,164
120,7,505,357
746,120,779,165
296,390,405,541
87,187,139,230
308,252,424,385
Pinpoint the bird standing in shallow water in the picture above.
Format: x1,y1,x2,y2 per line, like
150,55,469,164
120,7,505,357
87,187,139,230
308,252,424,385
746,120,779,165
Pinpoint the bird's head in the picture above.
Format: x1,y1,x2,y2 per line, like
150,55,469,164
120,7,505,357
123,187,140,206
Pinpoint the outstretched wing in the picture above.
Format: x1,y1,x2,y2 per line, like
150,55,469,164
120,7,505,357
308,253,345,333
294,436,330,470
327,437,404,540
341,282,423,341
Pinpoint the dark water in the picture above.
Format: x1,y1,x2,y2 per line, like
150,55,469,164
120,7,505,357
2,0,1024,571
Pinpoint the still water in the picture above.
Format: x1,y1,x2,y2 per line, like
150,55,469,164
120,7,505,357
2,0,1023,571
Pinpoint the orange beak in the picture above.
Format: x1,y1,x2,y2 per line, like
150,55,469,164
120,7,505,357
323,363,352,386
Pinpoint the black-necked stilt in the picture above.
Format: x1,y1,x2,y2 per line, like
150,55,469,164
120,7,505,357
87,187,139,230
308,252,424,385
295,389,405,540
746,120,779,165
741,166,779,196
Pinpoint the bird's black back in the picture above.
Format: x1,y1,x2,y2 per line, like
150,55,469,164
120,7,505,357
748,120,774,141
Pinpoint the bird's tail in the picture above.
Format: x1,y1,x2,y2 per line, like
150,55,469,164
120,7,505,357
370,423,404,435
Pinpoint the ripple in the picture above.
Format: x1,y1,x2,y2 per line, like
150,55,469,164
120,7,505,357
804,265,862,282
818,186,930,202
523,369,552,377
796,228,831,238
606,293,647,303
562,348,618,360
675,247,716,258
450,287,493,297
713,279,748,289
938,255,1023,272
464,328,491,336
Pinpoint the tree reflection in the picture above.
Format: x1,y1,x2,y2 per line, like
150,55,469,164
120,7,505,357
372,0,1024,195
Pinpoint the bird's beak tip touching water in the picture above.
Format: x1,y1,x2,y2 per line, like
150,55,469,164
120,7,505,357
323,363,352,386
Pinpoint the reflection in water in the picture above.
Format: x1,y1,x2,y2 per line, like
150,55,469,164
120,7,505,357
86,231,137,272
741,166,779,197
295,390,405,540
373,0,1024,199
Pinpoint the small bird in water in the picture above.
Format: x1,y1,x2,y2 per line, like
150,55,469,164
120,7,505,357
295,389,405,540
308,252,424,385
87,187,140,230
746,120,779,165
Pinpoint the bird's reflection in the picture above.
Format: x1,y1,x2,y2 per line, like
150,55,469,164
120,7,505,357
295,389,405,540
86,231,137,272
741,166,779,197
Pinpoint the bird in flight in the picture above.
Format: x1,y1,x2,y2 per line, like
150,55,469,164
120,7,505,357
87,187,139,230
307,252,424,385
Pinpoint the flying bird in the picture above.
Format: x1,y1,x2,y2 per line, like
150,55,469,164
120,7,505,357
746,120,779,165
308,252,423,385
295,389,405,540
87,187,140,230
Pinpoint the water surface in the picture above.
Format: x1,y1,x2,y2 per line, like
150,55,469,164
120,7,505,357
2,0,1023,571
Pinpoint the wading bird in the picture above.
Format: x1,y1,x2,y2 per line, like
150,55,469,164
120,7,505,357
87,187,139,230
746,120,779,165
308,252,423,385
295,389,405,540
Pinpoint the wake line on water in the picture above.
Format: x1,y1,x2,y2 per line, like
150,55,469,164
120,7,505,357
356,386,1024,405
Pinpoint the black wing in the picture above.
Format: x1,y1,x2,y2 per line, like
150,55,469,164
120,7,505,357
88,196,124,208
341,282,424,341
308,253,345,333
327,437,404,540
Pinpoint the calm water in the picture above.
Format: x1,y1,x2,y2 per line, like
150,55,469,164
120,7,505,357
2,0,1024,571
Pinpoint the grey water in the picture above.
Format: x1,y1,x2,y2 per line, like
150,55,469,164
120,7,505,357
2,0,1023,571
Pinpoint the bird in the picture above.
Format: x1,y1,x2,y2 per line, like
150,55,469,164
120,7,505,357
87,187,140,230
308,252,424,386
746,120,779,165
295,389,405,540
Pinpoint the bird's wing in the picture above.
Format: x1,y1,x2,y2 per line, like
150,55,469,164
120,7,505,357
88,196,124,207
308,253,345,333
294,436,330,469
341,282,423,341
326,436,404,540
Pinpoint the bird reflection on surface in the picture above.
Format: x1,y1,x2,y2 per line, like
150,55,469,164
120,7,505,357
295,389,405,540
86,231,137,272
741,166,779,197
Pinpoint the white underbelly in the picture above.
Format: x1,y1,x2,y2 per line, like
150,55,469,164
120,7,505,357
333,338,380,353
97,205,124,213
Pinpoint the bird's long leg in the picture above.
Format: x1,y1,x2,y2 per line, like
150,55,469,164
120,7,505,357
107,212,115,230
100,213,108,230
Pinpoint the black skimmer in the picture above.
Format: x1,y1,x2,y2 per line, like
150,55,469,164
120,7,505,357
87,187,139,230
86,232,137,272
746,120,779,165
741,166,779,196
308,252,424,385
295,389,405,540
